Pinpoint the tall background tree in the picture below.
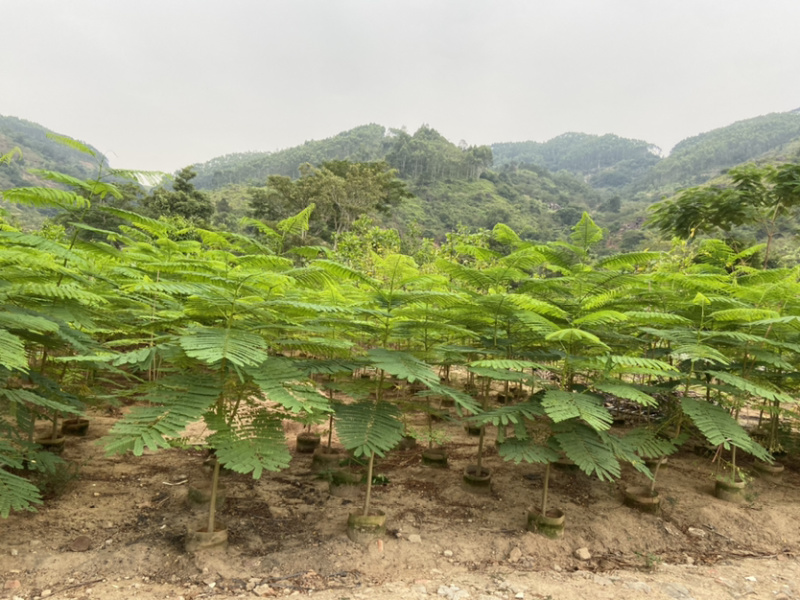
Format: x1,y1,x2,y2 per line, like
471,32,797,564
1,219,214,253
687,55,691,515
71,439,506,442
141,166,214,224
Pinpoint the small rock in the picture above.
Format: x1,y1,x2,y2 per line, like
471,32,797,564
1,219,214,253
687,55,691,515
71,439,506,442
247,578,262,591
41,590,52,598
744,576,757,582
4,580,21,590
774,594,791,600
443,550,454,558
10,549,18,556
271,507,290,519
408,534,422,544
592,575,613,586
254,583,276,597
508,547,522,563
573,547,592,561
410,584,427,595
664,523,681,536
69,536,92,552
624,581,652,593
515,593,524,599
685,556,694,566
716,577,737,590
662,582,694,600
552,564,562,572
687,527,706,538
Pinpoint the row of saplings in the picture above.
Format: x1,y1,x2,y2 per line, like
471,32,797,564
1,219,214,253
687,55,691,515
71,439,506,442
37,375,788,551
199,379,788,548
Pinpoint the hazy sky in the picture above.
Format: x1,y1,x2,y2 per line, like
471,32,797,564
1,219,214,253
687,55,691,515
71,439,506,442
2,0,799,173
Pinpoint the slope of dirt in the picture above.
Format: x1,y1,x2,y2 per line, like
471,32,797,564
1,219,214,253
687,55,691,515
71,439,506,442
1,412,798,600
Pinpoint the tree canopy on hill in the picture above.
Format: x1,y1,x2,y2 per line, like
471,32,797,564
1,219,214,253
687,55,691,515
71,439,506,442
192,124,390,189
249,160,412,243
492,132,661,189
641,112,800,192
192,124,494,190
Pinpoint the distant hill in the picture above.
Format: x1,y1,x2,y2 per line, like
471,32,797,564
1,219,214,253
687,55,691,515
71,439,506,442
4,109,800,248
192,124,390,189
0,115,102,189
492,132,661,190
637,111,800,194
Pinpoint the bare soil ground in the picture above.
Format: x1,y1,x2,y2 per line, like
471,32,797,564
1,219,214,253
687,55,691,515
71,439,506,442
1,411,799,600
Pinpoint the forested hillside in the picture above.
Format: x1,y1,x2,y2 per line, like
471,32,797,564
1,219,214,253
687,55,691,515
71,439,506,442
192,124,390,188
639,111,800,194
0,115,104,188
4,109,800,253
492,132,661,190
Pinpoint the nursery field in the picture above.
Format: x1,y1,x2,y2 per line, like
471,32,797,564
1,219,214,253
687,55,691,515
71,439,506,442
1,410,798,600
3,141,800,600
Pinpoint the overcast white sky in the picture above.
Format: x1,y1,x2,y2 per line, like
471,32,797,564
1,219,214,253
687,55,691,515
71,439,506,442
2,0,799,173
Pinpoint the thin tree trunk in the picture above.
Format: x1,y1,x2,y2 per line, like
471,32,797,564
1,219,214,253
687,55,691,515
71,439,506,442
207,458,221,534
363,453,375,517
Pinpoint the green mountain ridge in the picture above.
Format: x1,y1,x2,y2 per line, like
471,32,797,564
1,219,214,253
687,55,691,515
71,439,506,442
3,110,800,248
0,115,104,189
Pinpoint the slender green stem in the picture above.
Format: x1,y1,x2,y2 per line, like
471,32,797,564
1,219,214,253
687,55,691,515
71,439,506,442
207,458,221,534
541,462,551,515
363,453,375,517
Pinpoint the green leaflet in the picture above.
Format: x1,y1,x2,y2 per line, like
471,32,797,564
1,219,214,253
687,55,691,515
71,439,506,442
179,326,269,368
573,310,629,326
542,390,613,431
0,469,43,518
0,388,83,415
206,413,291,479
706,370,794,404
0,330,27,372
546,328,609,348
1,187,90,211
104,377,221,456
246,359,330,415
681,397,769,460
554,423,620,482
334,400,403,458
475,401,546,427
593,382,658,407
498,437,560,465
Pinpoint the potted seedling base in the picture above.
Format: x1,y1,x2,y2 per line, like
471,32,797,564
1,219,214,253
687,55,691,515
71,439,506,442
527,508,565,539
623,486,661,514
753,460,784,482
396,435,418,451
311,447,343,473
187,481,228,509
296,432,321,453
61,417,90,436
329,470,364,498
346,510,386,545
421,448,448,468
36,435,66,454
462,465,492,494
185,521,228,553
714,476,746,502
